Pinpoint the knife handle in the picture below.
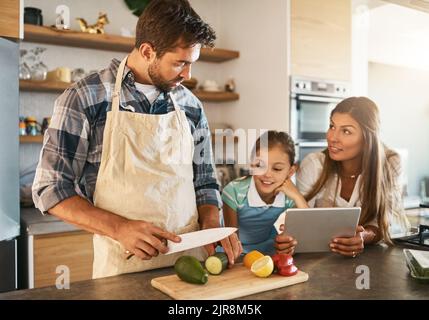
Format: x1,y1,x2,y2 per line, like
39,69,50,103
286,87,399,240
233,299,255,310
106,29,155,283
124,237,168,259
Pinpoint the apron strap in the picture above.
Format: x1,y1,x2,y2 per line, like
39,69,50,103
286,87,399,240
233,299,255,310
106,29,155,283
112,57,128,114
169,92,181,113
112,57,185,129
169,92,187,127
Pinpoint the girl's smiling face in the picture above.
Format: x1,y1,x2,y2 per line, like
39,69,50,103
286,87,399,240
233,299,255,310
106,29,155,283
251,146,294,198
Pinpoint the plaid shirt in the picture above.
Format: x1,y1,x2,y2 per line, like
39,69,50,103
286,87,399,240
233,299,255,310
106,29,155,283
32,58,221,214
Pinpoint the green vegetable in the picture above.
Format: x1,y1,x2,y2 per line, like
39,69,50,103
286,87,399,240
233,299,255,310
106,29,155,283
410,256,429,277
205,252,228,275
174,256,208,285
124,0,151,17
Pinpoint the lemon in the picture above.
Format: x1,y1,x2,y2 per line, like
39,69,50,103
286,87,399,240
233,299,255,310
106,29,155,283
250,255,274,278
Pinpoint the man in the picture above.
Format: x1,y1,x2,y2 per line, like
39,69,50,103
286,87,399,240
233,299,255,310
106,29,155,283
32,0,241,279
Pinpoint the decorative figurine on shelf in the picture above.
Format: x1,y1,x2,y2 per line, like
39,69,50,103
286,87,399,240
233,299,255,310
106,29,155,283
25,117,40,136
76,12,109,34
53,5,70,30
19,117,27,136
225,77,236,92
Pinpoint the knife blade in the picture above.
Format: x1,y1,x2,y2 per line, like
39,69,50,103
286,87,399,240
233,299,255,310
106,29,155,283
164,227,237,255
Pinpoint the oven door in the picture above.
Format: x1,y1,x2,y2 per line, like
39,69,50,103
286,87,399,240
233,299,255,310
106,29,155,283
292,95,343,141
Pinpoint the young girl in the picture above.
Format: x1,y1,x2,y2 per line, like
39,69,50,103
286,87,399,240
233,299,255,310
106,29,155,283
221,131,308,255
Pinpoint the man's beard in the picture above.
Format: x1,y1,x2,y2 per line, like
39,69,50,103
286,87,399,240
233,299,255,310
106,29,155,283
148,60,183,92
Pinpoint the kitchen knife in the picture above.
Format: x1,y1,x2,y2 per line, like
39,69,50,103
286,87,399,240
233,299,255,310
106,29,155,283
165,227,237,255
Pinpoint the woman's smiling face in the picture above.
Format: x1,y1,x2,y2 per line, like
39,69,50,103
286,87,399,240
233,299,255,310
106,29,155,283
326,112,364,162
252,146,293,196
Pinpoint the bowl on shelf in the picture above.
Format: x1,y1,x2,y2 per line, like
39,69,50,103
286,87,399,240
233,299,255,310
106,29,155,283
46,67,71,83
201,80,221,92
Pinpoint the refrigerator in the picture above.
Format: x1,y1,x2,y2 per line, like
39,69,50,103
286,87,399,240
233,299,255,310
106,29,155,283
0,37,20,293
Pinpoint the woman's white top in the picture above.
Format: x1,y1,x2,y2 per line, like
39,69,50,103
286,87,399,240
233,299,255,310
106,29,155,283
296,152,380,228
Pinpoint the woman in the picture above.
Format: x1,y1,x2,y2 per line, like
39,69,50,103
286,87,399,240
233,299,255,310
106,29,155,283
275,97,410,257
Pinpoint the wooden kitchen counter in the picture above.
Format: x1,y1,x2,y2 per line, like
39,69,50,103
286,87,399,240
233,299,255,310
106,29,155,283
1,244,428,300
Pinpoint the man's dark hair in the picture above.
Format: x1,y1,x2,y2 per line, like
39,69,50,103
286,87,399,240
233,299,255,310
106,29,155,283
135,0,216,57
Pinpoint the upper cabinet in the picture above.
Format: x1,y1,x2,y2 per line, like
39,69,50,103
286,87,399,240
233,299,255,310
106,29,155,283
290,0,351,81
0,0,22,39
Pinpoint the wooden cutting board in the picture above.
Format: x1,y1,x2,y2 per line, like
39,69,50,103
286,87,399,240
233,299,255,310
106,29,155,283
151,263,309,300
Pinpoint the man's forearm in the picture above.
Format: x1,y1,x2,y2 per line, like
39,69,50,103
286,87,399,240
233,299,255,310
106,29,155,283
197,204,220,229
48,195,127,240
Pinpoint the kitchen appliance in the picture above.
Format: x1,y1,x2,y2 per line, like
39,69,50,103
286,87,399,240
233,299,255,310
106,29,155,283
290,76,350,161
151,264,309,299
0,37,20,293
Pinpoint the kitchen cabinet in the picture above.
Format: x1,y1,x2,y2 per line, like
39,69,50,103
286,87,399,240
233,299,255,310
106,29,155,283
290,0,351,81
0,0,22,39
31,231,93,289
19,208,93,289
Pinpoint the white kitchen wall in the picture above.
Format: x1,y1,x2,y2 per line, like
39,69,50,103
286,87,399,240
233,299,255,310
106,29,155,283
368,62,429,196
368,3,429,71
209,0,290,133
20,0,290,173
351,1,429,197
20,0,136,172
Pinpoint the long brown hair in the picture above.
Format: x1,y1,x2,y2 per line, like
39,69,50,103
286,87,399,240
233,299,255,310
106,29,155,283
304,97,408,244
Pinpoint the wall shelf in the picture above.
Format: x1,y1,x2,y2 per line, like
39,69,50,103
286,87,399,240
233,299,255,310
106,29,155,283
20,25,239,147
19,80,239,102
20,79,70,93
191,90,239,102
23,24,239,62
20,135,44,144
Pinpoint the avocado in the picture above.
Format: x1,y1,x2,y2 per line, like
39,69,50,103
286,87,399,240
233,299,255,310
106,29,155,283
174,255,209,285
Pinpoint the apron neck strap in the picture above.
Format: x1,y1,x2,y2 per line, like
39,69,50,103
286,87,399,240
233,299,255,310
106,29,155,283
112,57,128,114
113,56,182,115
169,92,181,113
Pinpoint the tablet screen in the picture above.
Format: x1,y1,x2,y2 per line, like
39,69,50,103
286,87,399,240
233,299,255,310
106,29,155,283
282,207,361,253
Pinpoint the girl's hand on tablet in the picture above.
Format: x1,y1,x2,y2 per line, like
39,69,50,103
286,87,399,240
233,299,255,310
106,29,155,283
274,224,297,255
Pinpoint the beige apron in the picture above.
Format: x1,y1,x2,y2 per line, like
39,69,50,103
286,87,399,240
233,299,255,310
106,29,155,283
92,57,207,279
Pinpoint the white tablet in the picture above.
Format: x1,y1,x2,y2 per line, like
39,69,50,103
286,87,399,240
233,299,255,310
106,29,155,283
283,207,361,253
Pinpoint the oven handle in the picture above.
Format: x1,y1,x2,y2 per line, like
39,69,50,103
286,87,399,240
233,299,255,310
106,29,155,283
297,95,343,103
297,141,328,147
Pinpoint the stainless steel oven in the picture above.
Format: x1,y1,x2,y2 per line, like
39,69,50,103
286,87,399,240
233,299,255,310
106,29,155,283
290,76,350,161
295,141,327,162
